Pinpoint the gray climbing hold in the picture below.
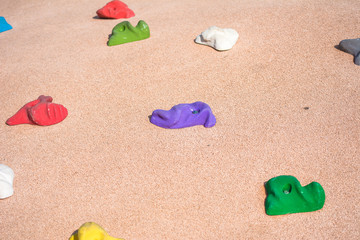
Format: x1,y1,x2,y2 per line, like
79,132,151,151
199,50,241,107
338,38,360,65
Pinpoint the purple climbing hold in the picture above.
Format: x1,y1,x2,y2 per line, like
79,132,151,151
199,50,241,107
150,101,216,129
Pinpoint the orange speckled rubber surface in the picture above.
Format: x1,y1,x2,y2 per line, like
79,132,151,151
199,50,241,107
0,0,359,239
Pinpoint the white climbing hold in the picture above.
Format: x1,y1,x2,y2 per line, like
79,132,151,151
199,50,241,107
195,26,239,51
0,164,14,199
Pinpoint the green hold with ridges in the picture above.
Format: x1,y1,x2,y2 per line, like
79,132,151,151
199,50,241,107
265,175,325,215
108,20,150,46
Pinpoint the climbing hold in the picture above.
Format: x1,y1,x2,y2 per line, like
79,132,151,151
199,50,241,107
0,16,12,33
338,38,360,65
0,164,14,199
265,175,325,215
108,20,150,46
150,101,216,129
96,0,135,19
69,222,124,240
6,95,68,126
195,26,239,51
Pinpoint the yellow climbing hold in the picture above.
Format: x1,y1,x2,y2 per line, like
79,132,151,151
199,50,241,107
69,222,124,240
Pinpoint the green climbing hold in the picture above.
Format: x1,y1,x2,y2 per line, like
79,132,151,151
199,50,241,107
108,20,150,46
265,175,325,215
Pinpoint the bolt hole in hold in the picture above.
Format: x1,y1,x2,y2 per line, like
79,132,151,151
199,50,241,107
119,25,126,31
192,110,199,114
282,184,292,194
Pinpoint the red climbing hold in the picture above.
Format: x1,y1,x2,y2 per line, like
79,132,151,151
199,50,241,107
6,95,68,126
96,1,135,19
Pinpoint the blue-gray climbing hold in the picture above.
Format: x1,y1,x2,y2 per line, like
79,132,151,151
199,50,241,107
339,38,360,66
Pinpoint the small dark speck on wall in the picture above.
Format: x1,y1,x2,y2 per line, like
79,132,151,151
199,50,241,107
304,107,309,110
